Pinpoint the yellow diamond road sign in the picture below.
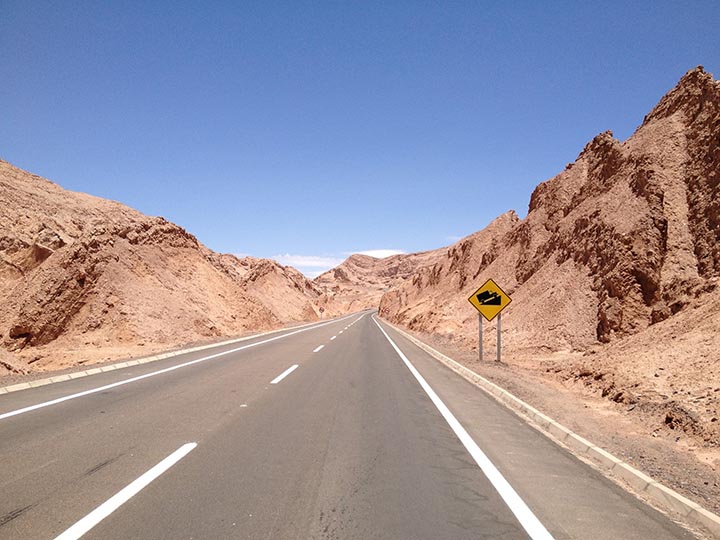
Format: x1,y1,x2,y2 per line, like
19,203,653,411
468,278,511,322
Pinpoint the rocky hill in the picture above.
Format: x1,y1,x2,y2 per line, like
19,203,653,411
378,66,720,447
0,160,322,375
314,251,440,316
380,66,720,350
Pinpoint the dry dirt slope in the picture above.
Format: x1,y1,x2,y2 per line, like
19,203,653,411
0,159,322,375
377,66,720,450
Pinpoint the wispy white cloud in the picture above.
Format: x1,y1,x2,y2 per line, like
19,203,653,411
270,253,345,278
303,269,327,279
347,249,406,258
267,249,408,279
272,254,345,268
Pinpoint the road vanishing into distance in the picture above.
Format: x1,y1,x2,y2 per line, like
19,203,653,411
0,311,698,539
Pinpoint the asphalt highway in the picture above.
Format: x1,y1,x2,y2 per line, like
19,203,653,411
0,311,698,539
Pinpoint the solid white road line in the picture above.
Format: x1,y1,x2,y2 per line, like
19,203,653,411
372,316,554,540
313,345,325,353
0,314,357,421
53,443,197,540
270,365,299,385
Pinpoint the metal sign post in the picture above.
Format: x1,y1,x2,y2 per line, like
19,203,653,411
478,313,483,361
496,313,501,362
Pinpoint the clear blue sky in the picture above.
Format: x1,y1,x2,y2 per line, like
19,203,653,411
2,1,718,276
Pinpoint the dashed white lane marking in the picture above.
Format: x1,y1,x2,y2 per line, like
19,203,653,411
338,330,343,334
270,365,299,385
330,336,337,341
313,345,325,353
0,315,357,421
53,443,197,540
372,316,554,540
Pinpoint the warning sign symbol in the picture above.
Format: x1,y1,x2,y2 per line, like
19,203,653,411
468,279,511,321
475,290,502,306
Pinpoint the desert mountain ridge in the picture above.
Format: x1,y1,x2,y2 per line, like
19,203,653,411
0,160,323,374
314,250,442,316
376,65,719,350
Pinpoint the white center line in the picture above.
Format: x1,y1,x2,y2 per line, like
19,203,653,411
270,364,299,384
338,330,343,334
313,345,325,353
372,317,554,540
330,336,337,341
54,443,197,540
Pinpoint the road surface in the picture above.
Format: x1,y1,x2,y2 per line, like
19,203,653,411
0,311,697,539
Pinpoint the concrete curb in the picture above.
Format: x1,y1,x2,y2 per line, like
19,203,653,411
383,320,720,539
0,318,327,396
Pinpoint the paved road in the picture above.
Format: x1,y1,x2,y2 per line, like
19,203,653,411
0,311,698,539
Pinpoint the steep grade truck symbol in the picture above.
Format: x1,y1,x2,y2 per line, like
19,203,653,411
476,290,502,306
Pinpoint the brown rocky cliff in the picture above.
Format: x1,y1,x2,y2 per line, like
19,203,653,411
378,211,521,339
0,160,321,374
381,66,720,350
